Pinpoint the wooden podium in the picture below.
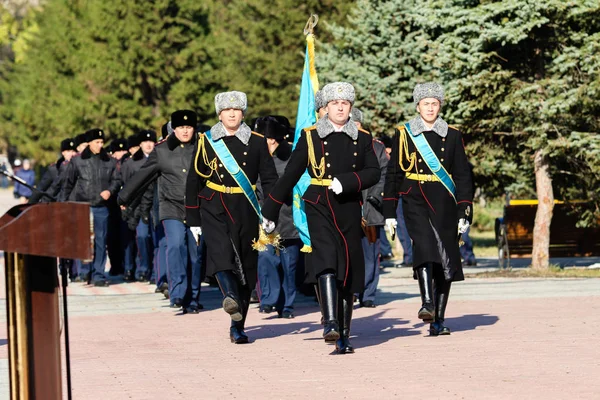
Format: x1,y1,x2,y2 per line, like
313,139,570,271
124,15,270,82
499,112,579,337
0,202,92,400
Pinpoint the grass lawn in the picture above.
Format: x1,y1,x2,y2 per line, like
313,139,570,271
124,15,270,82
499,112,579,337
470,229,497,258
469,266,600,278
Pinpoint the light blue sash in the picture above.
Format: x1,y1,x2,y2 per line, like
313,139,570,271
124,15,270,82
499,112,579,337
404,123,456,202
203,130,262,222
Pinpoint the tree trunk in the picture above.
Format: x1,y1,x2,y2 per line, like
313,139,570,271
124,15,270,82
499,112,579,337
531,149,554,270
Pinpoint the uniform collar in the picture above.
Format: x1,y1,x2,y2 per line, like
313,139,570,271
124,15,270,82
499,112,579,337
210,121,252,146
132,149,144,161
408,116,448,137
166,131,196,150
81,146,111,161
315,115,358,140
273,140,291,161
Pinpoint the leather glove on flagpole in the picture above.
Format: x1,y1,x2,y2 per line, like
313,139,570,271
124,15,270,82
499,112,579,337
190,226,202,245
385,218,398,240
262,218,276,234
458,218,470,234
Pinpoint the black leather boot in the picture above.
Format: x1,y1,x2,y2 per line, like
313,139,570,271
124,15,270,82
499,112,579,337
215,270,243,322
318,274,340,341
335,290,355,354
430,266,451,336
230,284,250,344
416,263,435,323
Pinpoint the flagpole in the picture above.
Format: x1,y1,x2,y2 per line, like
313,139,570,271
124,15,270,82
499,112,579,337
304,15,320,95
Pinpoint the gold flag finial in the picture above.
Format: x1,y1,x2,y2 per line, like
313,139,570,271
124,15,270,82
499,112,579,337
304,14,319,36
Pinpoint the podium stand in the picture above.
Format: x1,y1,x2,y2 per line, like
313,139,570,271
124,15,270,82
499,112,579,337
1,202,92,400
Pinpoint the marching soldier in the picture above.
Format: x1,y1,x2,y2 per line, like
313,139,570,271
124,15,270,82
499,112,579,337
185,91,278,343
120,130,158,281
60,128,121,286
383,82,473,336
29,137,77,203
262,82,381,354
119,111,202,313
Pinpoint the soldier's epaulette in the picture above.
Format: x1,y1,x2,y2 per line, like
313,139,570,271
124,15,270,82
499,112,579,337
303,125,317,133
155,137,168,146
448,125,459,131
358,128,371,136
251,131,264,138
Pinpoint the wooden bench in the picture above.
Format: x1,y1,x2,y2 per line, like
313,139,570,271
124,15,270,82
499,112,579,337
494,199,600,268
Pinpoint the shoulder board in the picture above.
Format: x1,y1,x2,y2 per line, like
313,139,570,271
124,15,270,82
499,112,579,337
396,124,406,131
251,131,264,138
155,137,168,146
448,125,460,131
302,125,317,133
358,128,371,136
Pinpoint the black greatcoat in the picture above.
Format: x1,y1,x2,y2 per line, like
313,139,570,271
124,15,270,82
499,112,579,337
383,124,473,282
59,147,120,206
118,133,195,223
29,157,63,203
261,123,381,293
185,128,278,290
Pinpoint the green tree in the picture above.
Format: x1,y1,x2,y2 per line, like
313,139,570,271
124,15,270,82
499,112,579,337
0,0,212,164
1,0,355,163
319,0,437,135
189,0,356,125
427,0,600,269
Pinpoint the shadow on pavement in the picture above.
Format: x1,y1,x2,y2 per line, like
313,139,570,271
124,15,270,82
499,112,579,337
446,313,499,332
373,290,420,306
413,313,499,333
352,310,421,349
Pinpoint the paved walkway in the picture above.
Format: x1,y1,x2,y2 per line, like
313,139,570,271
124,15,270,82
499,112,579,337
1,263,600,399
2,190,600,398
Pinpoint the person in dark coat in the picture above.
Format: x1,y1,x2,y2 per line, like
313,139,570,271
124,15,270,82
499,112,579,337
351,109,388,308
254,116,300,319
60,128,121,286
13,159,35,203
29,138,77,204
28,138,78,279
383,82,473,336
118,111,202,314
106,138,129,277
120,130,157,281
185,91,278,344
262,82,381,354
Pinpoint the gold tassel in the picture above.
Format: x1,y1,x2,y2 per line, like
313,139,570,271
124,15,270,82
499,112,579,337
252,226,281,252
300,245,312,253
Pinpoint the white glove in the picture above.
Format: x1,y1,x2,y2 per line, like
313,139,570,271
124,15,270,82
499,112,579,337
328,177,343,194
262,218,276,234
385,218,397,233
458,218,470,234
190,226,202,244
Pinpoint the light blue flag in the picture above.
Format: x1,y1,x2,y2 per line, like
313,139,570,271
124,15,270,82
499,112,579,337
292,44,318,252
